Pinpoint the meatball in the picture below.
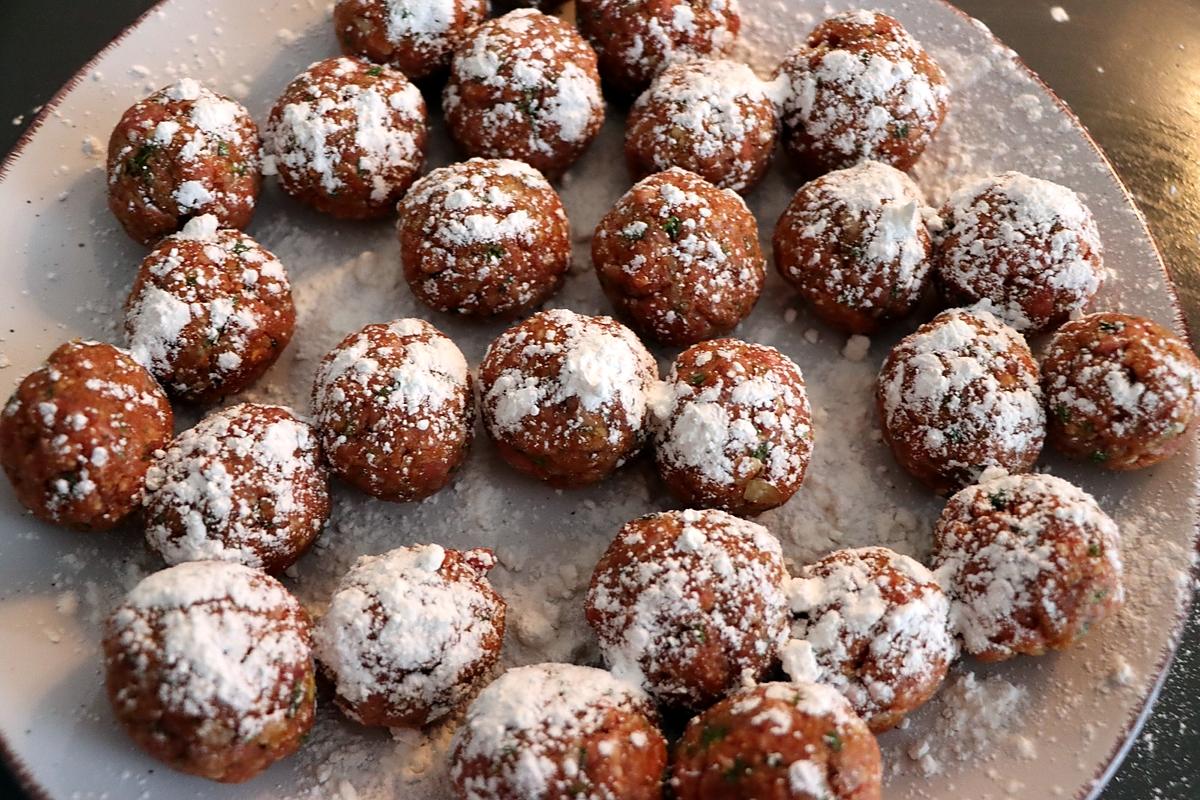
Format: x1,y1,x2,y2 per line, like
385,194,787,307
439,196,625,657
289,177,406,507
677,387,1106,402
625,58,777,193
671,681,882,800
398,158,570,317
332,0,487,81
316,544,505,728
576,0,741,96
586,509,789,710
773,161,937,334
932,472,1124,661
443,9,605,179
776,10,949,176
782,546,954,732
143,404,329,573
876,307,1045,494
124,215,295,404
451,663,667,800
480,309,657,486
592,167,765,345
651,339,813,515
0,341,172,531
107,79,261,246
311,319,474,502
268,56,427,219
102,561,315,783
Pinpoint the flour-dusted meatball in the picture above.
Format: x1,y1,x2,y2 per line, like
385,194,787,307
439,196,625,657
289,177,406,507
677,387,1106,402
451,663,667,800
586,509,789,710
316,544,505,728
444,9,605,179
932,473,1124,661
592,168,764,345
398,158,570,317
332,0,487,81
652,339,812,515
102,561,315,783
625,59,776,193
773,161,937,334
312,319,473,501
776,10,949,176
124,215,295,405
672,681,881,800
268,56,427,219
480,309,657,486
0,341,172,531
876,307,1045,494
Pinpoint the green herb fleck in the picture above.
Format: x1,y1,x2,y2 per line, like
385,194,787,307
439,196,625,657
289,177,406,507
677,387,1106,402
215,139,230,157
893,122,911,140
824,731,843,752
517,88,539,119
125,142,159,176
484,243,506,260
1054,403,1071,424
367,65,384,77
1088,542,1101,557
752,440,771,461
723,756,752,782
688,371,708,387
699,723,729,749
1098,320,1122,333
230,240,252,256
1089,450,1109,464
988,490,1008,510
944,428,964,445
662,215,682,241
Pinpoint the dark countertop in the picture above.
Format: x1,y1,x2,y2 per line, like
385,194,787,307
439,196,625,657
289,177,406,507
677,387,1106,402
0,0,1196,797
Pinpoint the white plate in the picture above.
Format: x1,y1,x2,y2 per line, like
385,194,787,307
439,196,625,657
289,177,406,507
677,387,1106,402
0,1,1194,798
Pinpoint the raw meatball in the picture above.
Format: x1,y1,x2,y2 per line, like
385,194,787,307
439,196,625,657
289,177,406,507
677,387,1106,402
671,681,882,800
451,663,667,800
625,58,777,193
398,158,570,317
479,309,658,486
268,56,427,219
782,546,954,732
124,215,295,404
776,10,949,175
443,9,605,179
651,339,813,515
332,0,488,80
0,341,172,531
932,472,1124,661
102,561,315,783
143,404,329,573
107,79,261,246
586,509,789,710
316,544,506,727
592,168,764,345
773,161,937,334
876,307,1045,494
312,319,474,502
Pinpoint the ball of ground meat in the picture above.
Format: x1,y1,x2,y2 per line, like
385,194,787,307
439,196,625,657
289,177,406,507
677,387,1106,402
671,681,882,800
398,158,570,317
592,168,764,346
876,306,1045,494
773,161,937,334
316,544,505,728
625,58,777,193
651,339,813,515
311,319,474,502
268,56,427,219
776,9,949,176
332,0,487,81
782,546,954,732
480,308,658,486
451,662,667,800
443,9,605,179
576,0,741,97
586,509,789,710
102,561,315,783
143,404,329,573
931,472,1124,661
0,341,172,531
124,215,295,405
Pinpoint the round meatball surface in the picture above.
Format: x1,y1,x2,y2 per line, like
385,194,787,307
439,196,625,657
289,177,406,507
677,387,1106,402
102,561,315,783
312,319,474,502
107,79,261,245
332,0,487,80
268,56,427,219
0,341,172,531
451,663,667,800
876,307,1045,494
398,158,570,317
932,472,1124,661
316,544,505,728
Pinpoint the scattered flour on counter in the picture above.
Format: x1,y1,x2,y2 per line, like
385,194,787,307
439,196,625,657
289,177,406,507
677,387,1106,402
1050,6,1070,23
